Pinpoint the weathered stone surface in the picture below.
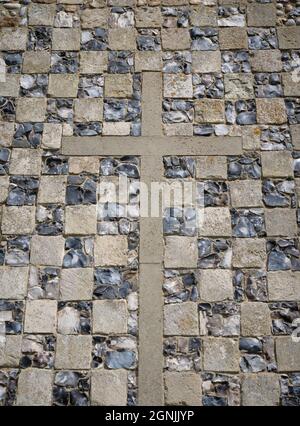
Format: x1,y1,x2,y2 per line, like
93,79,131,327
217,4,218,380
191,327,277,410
105,74,133,98
9,148,41,176
241,374,280,406
191,5,217,27
0,28,27,51
0,75,20,97
42,123,62,150
278,27,300,49
241,302,271,337
23,51,51,74
28,3,56,26
268,271,300,301
74,99,103,122
164,302,199,336
1,206,35,235
16,98,47,123
256,99,287,125
261,152,293,178
60,268,94,301
52,28,81,51
93,300,128,334
195,99,225,124
0,267,28,299
24,300,57,333
196,156,227,179
80,8,108,28
0,176,9,203
249,50,282,73
136,6,162,28
291,125,300,150
224,74,254,100
108,29,136,50
203,338,239,372
199,207,232,237
65,205,97,235
30,236,65,266
69,157,99,174
55,335,92,369
91,370,127,406
247,3,276,27
16,369,53,406
48,74,79,98
135,51,162,71
161,28,190,50
38,176,66,204
199,269,233,302
219,28,248,50
80,52,108,73
164,236,198,268
102,122,131,136
229,180,262,208
164,74,193,98
265,209,297,237
0,335,22,368
165,372,202,406
192,51,221,73
0,123,14,147
276,337,300,372
282,73,300,97
94,235,128,266
233,239,266,268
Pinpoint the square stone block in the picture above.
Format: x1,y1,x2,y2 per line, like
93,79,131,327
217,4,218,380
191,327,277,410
48,74,79,98
249,50,282,73
256,98,287,125
102,122,131,136
199,269,233,302
164,74,193,98
74,99,103,122
242,126,261,151
30,235,65,266
135,52,162,72
28,3,56,26
0,335,22,368
196,156,227,179
165,372,202,406
282,73,300,97
42,123,62,150
38,176,66,204
247,3,276,27
265,209,297,237
199,207,231,237
24,300,57,334
60,268,94,301
268,271,300,301
241,302,271,336
55,335,92,369
233,238,266,268
22,51,51,74
164,302,199,336
0,75,20,97
1,206,35,235
0,28,27,51
65,205,97,235
191,5,217,27
0,176,9,203
80,7,109,29
229,180,262,208
219,28,248,50
164,236,198,268
16,369,53,406
224,74,254,100
16,98,47,123
80,52,108,74
104,74,133,98
136,6,162,28
108,29,136,50
94,235,128,266
195,99,225,124
0,267,28,299
93,300,128,334
91,370,127,406
276,337,300,372
9,148,41,175
52,28,81,51
261,151,293,178
161,28,190,50
192,51,221,73
203,338,239,372
241,374,280,406
278,27,300,49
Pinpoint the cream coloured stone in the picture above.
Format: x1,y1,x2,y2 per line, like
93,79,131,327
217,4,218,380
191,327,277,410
265,209,297,237
164,74,193,98
291,125,300,150
42,123,62,150
241,302,271,336
196,156,227,179
104,74,133,98
0,267,28,299
164,236,198,268
74,98,103,122
233,239,266,268
135,51,162,71
24,300,57,334
94,235,128,266
165,372,202,406
199,207,231,237
108,28,136,50
268,271,300,301
242,125,261,150
38,176,66,204
93,300,128,334
241,374,280,406
224,74,254,100
0,75,20,97
164,123,193,136
80,7,108,28
69,157,99,174
282,73,300,97
52,28,81,50
28,3,56,26
164,302,199,336
247,3,276,27
16,98,47,123
91,370,127,406
249,50,282,73
80,52,108,73
278,27,300,49
102,122,131,136
276,337,300,372
136,6,162,27
16,369,53,406
48,74,79,98
199,269,233,302
0,176,9,203
1,206,35,235
219,28,248,50
203,338,239,372
55,335,92,369
9,148,41,175
0,335,22,367
195,99,225,124
30,235,65,266
65,205,97,235
256,98,287,125
229,180,262,207
0,28,28,51
191,5,217,26
192,51,221,73
261,151,293,178
0,123,14,147
23,51,51,73
60,268,94,301
161,28,190,50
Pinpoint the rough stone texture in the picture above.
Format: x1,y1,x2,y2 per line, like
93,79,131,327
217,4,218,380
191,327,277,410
199,207,232,237
261,152,293,178
94,235,128,266
165,372,202,406
241,302,271,337
105,74,133,98
195,99,225,124
199,269,233,302
38,176,66,204
265,209,297,237
219,28,248,50
59,268,94,301
93,300,128,334
164,236,198,268
164,302,199,336
55,335,92,370
1,206,35,235
24,300,57,334
256,99,287,125
229,181,262,208
241,374,280,406
233,239,266,268
65,205,97,235
276,338,300,372
203,338,239,373
30,236,65,267
161,28,190,50
16,369,53,406
192,51,221,73
91,370,127,406
268,272,300,301
0,267,28,299
249,50,282,73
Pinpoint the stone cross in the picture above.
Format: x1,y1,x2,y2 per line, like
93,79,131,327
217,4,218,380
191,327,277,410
63,72,242,405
